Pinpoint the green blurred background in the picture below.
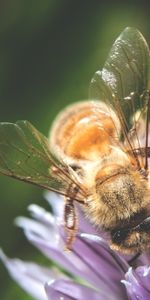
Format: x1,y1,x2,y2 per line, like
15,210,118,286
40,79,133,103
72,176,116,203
0,1,150,299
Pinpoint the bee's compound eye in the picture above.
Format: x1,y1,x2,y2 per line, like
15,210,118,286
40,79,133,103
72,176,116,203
111,228,129,244
112,230,121,243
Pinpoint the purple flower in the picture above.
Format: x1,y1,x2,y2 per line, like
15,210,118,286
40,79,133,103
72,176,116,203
1,192,150,300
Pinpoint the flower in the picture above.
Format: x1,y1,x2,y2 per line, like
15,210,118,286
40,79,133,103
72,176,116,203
1,192,150,300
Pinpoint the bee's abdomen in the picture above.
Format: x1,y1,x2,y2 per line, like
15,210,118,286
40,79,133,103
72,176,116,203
49,101,120,162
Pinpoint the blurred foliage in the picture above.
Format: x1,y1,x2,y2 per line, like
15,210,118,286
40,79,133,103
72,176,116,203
0,0,150,299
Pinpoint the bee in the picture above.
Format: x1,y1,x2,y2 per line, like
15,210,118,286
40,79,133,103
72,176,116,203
0,27,150,255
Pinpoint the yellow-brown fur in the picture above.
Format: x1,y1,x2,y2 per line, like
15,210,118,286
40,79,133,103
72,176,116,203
49,100,150,254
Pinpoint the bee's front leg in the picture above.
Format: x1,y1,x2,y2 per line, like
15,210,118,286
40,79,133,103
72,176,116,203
64,197,78,250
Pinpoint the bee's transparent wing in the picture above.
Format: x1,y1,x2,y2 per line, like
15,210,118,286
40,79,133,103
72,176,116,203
90,27,150,127
0,121,84,198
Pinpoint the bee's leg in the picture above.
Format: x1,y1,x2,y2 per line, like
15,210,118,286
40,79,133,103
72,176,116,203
128,252,141,265
64,197,77,250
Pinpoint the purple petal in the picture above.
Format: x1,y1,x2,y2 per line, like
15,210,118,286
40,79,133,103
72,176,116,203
0,249,50,300
16,204,129,299
15,205,109,288
122,267,150,300
44,191,64,218
78,233,129,299
16,215,105,289
15,215,78,275
137,253,150,266
45,279,107,300
135,265,150,292
28,204,56,226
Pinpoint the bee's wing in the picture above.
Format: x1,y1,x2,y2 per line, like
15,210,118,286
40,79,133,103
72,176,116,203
0,121,84,199
90,27,150,131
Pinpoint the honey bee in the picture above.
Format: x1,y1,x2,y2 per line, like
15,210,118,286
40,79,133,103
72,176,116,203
0,27,150,255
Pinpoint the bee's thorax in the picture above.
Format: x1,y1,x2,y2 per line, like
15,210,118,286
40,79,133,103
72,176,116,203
84,165,148,230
